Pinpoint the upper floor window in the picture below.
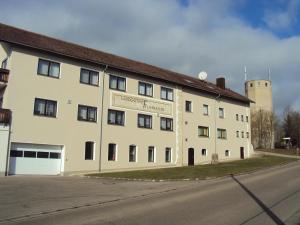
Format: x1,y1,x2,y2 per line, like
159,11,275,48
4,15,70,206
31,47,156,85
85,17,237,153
201,149,207,156
78,105,97,122
265,83,268,87
198,126,209,137
246,116,249,122
186,101,192,112
80,68,99,86
246,132,249,138
217,128,227,139
236,114,239,121
161,87,173,101
219,108,224,118
203,104,209,116
241,131,244,138
37,59,60,78
34,98,57,118
241,115,244,122
85,141,94,160
138,114,152,129
108,109,125,126
109,75,126,91
161,117,173,131
236,131,239,138
250,83,253,87
138,82,153,97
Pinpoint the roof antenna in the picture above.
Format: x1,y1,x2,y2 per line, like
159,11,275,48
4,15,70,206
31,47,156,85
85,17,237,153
268,67,271,81
244,66,247,81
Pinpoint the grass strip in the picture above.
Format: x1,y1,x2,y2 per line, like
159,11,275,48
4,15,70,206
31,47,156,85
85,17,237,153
87,156,298,180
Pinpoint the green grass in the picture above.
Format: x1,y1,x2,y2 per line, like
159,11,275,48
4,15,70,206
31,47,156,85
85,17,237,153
87,156,298,180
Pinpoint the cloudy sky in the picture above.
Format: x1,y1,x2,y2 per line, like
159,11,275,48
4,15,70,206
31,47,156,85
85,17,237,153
1,0,300,115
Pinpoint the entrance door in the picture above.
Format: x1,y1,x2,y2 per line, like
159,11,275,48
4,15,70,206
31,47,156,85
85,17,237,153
240,147,245,159
188,148,194,166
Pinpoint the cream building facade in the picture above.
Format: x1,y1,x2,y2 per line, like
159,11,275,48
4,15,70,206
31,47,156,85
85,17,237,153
0,23,253,176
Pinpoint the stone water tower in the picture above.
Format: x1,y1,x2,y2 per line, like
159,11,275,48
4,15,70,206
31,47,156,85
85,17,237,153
245,72,274,149
245,79,273,112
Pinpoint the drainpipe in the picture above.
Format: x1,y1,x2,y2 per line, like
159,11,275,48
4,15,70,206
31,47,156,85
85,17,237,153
99,65,108,172
214,93,221,156
5,111,12,176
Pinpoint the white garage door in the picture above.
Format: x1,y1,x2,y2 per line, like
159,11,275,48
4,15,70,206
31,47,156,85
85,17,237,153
9,143,63,175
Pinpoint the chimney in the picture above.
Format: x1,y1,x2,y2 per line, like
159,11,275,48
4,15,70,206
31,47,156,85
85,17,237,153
216,77,225,89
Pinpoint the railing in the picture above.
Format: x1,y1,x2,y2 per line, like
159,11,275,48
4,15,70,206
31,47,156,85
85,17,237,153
0,68,9,83
0,108,11,124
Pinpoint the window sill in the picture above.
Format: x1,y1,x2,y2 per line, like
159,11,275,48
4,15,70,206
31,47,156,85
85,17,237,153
108,123,125,126
80,81,99,87
198,136,209,138
138,93,153,98
37,73,60,79
33,114,57,119
138,126,152,129
160,129,174,132
161,98,174,102
109,88,126,92
78,119,97,123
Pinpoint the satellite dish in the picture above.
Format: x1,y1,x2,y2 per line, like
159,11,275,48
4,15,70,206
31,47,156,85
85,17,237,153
198,71,207,80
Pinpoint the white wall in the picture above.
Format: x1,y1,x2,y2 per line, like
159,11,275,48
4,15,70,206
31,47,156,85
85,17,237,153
0,124,9,176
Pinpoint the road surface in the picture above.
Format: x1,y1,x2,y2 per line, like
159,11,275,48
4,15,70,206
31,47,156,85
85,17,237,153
0,161,300,225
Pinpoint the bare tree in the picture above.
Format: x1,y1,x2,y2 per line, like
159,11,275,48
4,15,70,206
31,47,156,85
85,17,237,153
251,109,276,149
283,107,300,147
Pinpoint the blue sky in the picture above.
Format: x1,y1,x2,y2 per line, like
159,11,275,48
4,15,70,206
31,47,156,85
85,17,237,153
0,0,300,115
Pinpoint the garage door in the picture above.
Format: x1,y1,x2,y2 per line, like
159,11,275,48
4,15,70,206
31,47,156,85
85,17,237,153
9,143,63,175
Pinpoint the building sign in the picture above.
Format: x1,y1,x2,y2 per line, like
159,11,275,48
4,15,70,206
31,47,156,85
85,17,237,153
112,92,173,115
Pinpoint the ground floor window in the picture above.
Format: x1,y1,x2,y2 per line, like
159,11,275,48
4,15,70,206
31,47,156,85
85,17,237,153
165,148,171,163
108,143,116,161
148,146,155,162
85,141,94,160
201,149,207,156
129,145,137,162
225,150,230,157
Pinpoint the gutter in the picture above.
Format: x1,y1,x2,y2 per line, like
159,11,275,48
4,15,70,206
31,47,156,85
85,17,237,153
214,93,221,156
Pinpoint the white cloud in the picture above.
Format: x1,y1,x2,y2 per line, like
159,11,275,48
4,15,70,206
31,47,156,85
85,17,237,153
0,0,300,114
263,0,300,31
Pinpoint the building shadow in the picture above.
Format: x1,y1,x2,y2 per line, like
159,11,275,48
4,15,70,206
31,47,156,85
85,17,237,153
231,174,285,225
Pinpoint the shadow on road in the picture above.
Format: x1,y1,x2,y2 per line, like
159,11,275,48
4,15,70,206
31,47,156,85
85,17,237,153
231,174,285,225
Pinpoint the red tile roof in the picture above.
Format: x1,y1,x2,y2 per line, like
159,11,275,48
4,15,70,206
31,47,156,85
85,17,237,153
0,23,250,104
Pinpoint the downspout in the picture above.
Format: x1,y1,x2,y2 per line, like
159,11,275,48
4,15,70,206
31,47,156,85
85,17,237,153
214,93,221,156
99,65,108,172
5,111,12,176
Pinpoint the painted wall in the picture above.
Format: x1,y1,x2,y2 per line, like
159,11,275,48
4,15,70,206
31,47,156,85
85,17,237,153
4,47,103,174
99,69,181,172
2,44,253,174
182,88,251,165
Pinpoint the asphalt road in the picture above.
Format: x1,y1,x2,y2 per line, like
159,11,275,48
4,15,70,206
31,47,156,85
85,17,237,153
1,161,300,225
